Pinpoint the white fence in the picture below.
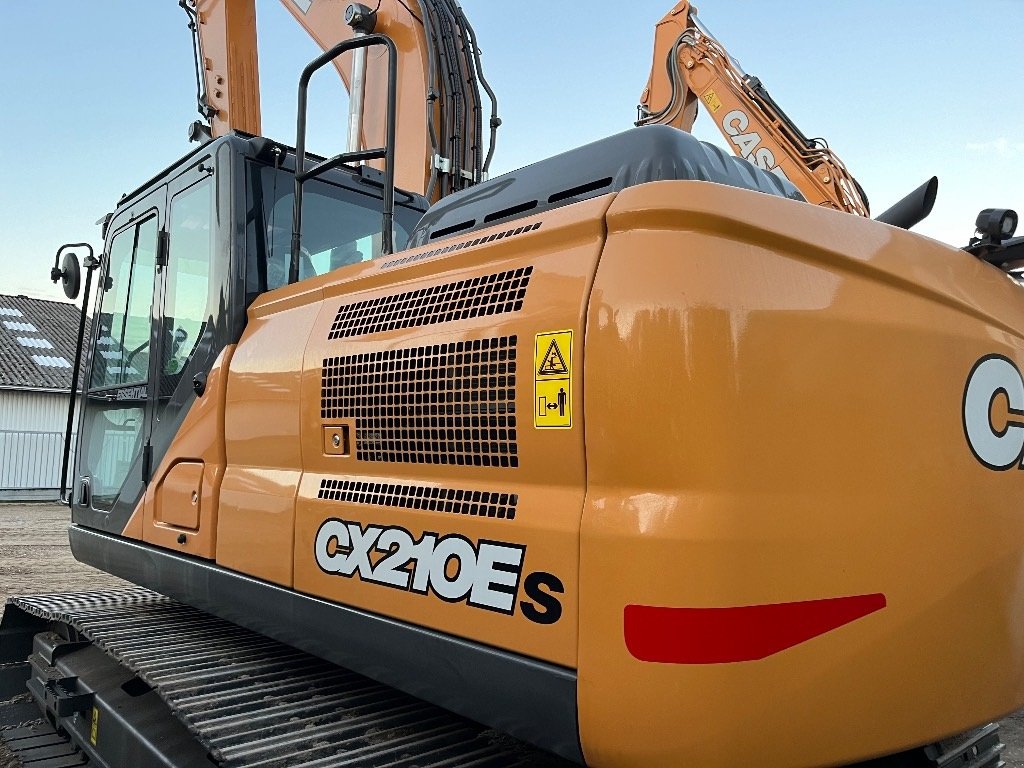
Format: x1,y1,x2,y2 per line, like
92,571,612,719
0,430,76,500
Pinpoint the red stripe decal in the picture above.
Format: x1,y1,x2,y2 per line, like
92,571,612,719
624,593,886,664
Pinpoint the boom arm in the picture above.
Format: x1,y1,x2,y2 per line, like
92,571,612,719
183,0,262,139
184,0,498,201
639,1,869,216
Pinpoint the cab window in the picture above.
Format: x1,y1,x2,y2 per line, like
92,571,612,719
161,178,212,404
90,216,158,390
245,164,422,297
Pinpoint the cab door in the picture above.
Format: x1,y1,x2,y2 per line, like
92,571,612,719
139,162,227,558
73,187,165,534
149,167,217,445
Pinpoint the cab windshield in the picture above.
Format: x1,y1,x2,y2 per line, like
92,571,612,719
246,163,423,297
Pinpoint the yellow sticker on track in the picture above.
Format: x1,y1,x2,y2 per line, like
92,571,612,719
90,706,99,745
702,89,723,113
535,330,573,429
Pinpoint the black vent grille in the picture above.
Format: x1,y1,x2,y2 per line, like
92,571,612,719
321,336,518,467
379,222,542,271
328,267,532,340
318,479,518,520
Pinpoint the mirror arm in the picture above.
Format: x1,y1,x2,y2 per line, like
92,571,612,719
52,246,100,505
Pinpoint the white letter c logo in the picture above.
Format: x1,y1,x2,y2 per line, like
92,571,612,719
964,355,1024,470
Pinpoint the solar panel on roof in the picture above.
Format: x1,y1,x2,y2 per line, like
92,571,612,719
15,337,54,349
3,320,39,332
30,355,72,369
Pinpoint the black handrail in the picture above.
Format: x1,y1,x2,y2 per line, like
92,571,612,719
290,34,398,284
49,243,100,505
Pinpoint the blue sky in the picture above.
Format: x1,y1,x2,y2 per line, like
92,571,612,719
1,0,1021,303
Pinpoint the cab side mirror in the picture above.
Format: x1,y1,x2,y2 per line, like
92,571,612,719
51,251,81,300
50,243,100,301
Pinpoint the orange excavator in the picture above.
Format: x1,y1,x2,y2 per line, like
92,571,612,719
2,1,1022,767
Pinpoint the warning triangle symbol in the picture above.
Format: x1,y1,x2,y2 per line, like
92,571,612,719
538,339,568,376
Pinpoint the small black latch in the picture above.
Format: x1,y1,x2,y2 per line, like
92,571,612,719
141,442,153,483
192,372,207,397
357,164,385,183
156,230,170,268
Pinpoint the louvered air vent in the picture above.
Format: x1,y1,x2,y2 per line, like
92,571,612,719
328,267,532,340
379,222,542,271
318,479,518,520
321,336,518,467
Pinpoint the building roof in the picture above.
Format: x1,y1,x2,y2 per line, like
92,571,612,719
0,294,88,391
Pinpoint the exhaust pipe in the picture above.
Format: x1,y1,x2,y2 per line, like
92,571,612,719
875,176,938,230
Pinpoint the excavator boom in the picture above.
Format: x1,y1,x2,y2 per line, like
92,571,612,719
183,0,497,201
639,0,870,216
184,0,262,138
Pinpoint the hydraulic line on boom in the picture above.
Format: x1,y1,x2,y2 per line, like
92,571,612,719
638,0,870,216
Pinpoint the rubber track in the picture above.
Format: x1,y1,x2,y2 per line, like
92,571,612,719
9,589,570,768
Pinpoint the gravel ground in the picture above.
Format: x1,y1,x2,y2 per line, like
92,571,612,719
0,503,127,604
0,502,126,768
0,501,1023,767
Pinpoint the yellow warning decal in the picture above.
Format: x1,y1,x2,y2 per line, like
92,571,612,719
702,89,723,113
535,330,572,429
90,706,99,745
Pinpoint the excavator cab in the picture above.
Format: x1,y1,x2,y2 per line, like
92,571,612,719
61,34,418,531
69,132,427,531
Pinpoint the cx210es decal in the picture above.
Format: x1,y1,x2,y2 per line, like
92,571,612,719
314,518,564,624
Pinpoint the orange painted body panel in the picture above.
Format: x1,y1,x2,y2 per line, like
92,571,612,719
218,198,609,666
215,466,302,586
121,499,144,541
577,181,1024,766
216,301,321,586
139,346,234,560
155,462,203,530
124,175,1024,765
